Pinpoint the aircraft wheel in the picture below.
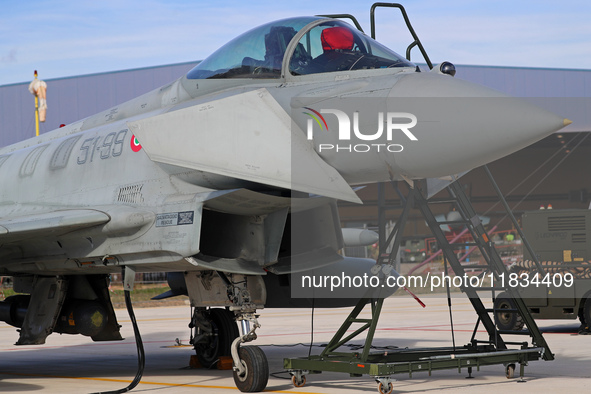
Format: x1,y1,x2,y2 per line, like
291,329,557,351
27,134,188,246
195,308,239,367
505,363,516,379
582,295,591,331
494,293,524,331
577,302,587,327
233,346,269,392
377,381,394,394
291,374,306,387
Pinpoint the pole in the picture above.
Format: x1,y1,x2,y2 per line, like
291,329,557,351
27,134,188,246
34,70,39,137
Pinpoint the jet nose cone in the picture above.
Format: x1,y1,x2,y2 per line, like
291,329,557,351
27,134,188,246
387,73,569,178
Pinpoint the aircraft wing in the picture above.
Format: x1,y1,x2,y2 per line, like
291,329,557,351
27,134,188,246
127,88,362,204
0,209,110,244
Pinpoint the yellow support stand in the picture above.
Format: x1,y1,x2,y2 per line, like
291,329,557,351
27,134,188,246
34,70,40,137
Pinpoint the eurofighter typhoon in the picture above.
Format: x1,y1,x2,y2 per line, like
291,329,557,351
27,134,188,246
0,5,570,393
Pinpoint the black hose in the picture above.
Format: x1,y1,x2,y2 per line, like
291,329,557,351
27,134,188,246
308,297,315,358
91,288,145,394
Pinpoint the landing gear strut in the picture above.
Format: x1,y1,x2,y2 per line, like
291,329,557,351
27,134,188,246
228,281,268,392
186,270,269,392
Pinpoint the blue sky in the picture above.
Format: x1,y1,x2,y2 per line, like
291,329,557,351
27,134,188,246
2,0,591,86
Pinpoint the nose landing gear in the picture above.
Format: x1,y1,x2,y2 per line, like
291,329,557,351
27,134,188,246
189,272,269,392
230,302,268,392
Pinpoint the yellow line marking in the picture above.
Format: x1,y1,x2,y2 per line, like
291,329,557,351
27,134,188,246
2,372,324,393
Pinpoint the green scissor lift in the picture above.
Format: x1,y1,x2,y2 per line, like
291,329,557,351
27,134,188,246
284,166,553,394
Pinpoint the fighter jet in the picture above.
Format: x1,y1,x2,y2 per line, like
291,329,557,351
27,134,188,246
0,9,570,393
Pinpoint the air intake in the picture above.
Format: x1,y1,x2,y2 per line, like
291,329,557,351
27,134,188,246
117,184,144,204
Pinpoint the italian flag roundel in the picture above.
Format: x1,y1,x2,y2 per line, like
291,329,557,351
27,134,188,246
130,135,142,152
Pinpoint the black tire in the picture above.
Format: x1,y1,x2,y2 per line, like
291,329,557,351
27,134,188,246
194,308,239,368
233,346,269,392
505,363,516,379
2,294,30,327
494,293,525,331
581,295,591,331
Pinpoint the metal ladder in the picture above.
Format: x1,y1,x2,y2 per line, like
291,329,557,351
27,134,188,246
284,168,553,391
318,170,553,362
412,170,553,359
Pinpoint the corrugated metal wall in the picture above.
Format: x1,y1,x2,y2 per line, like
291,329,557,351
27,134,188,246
456,65,591,133
457,65,591,97
0,62,589,147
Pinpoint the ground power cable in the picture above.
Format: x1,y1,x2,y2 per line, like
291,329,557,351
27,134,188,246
309,296,315,358
91,270,145,394
444,255,456,352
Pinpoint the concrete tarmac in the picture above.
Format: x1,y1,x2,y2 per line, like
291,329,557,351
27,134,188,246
1,294,590,393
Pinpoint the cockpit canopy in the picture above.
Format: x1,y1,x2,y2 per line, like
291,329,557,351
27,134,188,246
187,17,414,80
